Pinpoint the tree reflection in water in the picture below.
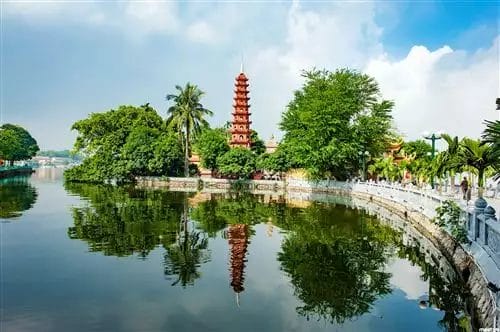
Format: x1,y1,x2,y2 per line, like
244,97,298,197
0,176,38,219
276,203,396,323
163,200,210,287
398,245,471,331
65,187,470,328
65,183,184,257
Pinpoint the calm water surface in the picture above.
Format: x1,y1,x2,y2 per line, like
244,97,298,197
1,169,472,331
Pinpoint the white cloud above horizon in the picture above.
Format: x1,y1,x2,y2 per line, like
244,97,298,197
366,38,499,141
2,0,498,149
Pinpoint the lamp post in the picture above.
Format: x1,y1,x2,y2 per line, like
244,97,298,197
496,98,500,120
423,131,442,189
358,150,370,181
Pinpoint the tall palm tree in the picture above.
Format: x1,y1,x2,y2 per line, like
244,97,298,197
166,83,213,177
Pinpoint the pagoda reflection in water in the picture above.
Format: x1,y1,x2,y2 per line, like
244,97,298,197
227,224,250,306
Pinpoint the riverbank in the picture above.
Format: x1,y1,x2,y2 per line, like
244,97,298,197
0,166,34,179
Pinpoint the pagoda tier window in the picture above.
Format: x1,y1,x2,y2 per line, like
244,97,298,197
239,135,243,140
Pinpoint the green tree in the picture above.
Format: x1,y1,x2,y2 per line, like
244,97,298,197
65,104,182,183
256,149,291,175
280,69,393,179
451,138,498,196
194,127,229,171
166,83,213,177
250,130,266,155
121,126,161,176
148,132,184,176
482,120,500,160
0,124,39,165
216,148,256,179
402,140,432,160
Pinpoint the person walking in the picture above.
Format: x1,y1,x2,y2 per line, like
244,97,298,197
460,176,469,200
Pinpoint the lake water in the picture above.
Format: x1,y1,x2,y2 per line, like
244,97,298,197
1,169,472,331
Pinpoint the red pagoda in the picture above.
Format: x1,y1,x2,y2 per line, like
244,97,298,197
230,68,252,148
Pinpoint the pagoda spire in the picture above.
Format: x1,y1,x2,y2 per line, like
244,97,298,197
229,68,252,148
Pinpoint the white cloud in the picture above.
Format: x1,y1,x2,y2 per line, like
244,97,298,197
3,1,179,36
247,1,384,139
3,1,498,147
386,258,428,300
123,1,179,35
365,37,499,141
186,21,218,44
3,0,101,24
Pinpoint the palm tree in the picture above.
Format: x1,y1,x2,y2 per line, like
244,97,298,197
449,138,498,197
482,120,500,159
166,83,213,177
435,134,460,192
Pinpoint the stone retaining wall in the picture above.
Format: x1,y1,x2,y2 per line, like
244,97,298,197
0,167,33,179
135,176,285,194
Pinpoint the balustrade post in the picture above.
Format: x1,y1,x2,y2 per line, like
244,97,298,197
474,198,488,241
483,206,496,246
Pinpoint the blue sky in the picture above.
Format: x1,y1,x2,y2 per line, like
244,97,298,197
1,1,499,150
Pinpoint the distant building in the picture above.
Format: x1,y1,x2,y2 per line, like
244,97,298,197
229,67,252,148
265,135,278,154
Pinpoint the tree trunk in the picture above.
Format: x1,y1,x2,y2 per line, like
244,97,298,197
450,171,455,194
477,168,484,198
184,123,190,178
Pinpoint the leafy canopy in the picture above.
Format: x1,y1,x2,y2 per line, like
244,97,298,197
280,68,393,179
65,104,183,183
216,147,256,179
194,127,230,171
0,124,39,162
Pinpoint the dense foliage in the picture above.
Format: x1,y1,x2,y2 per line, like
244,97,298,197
280,69,394,179
0,124,39,164
64,104,184,183
250,130,266,155
194,128,230,171
216,147,256,179
256,148,291,175
403,140,432,160
434,200,468,243
483,120,500,160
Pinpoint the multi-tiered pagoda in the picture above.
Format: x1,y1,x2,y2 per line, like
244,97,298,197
230,69,252,148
